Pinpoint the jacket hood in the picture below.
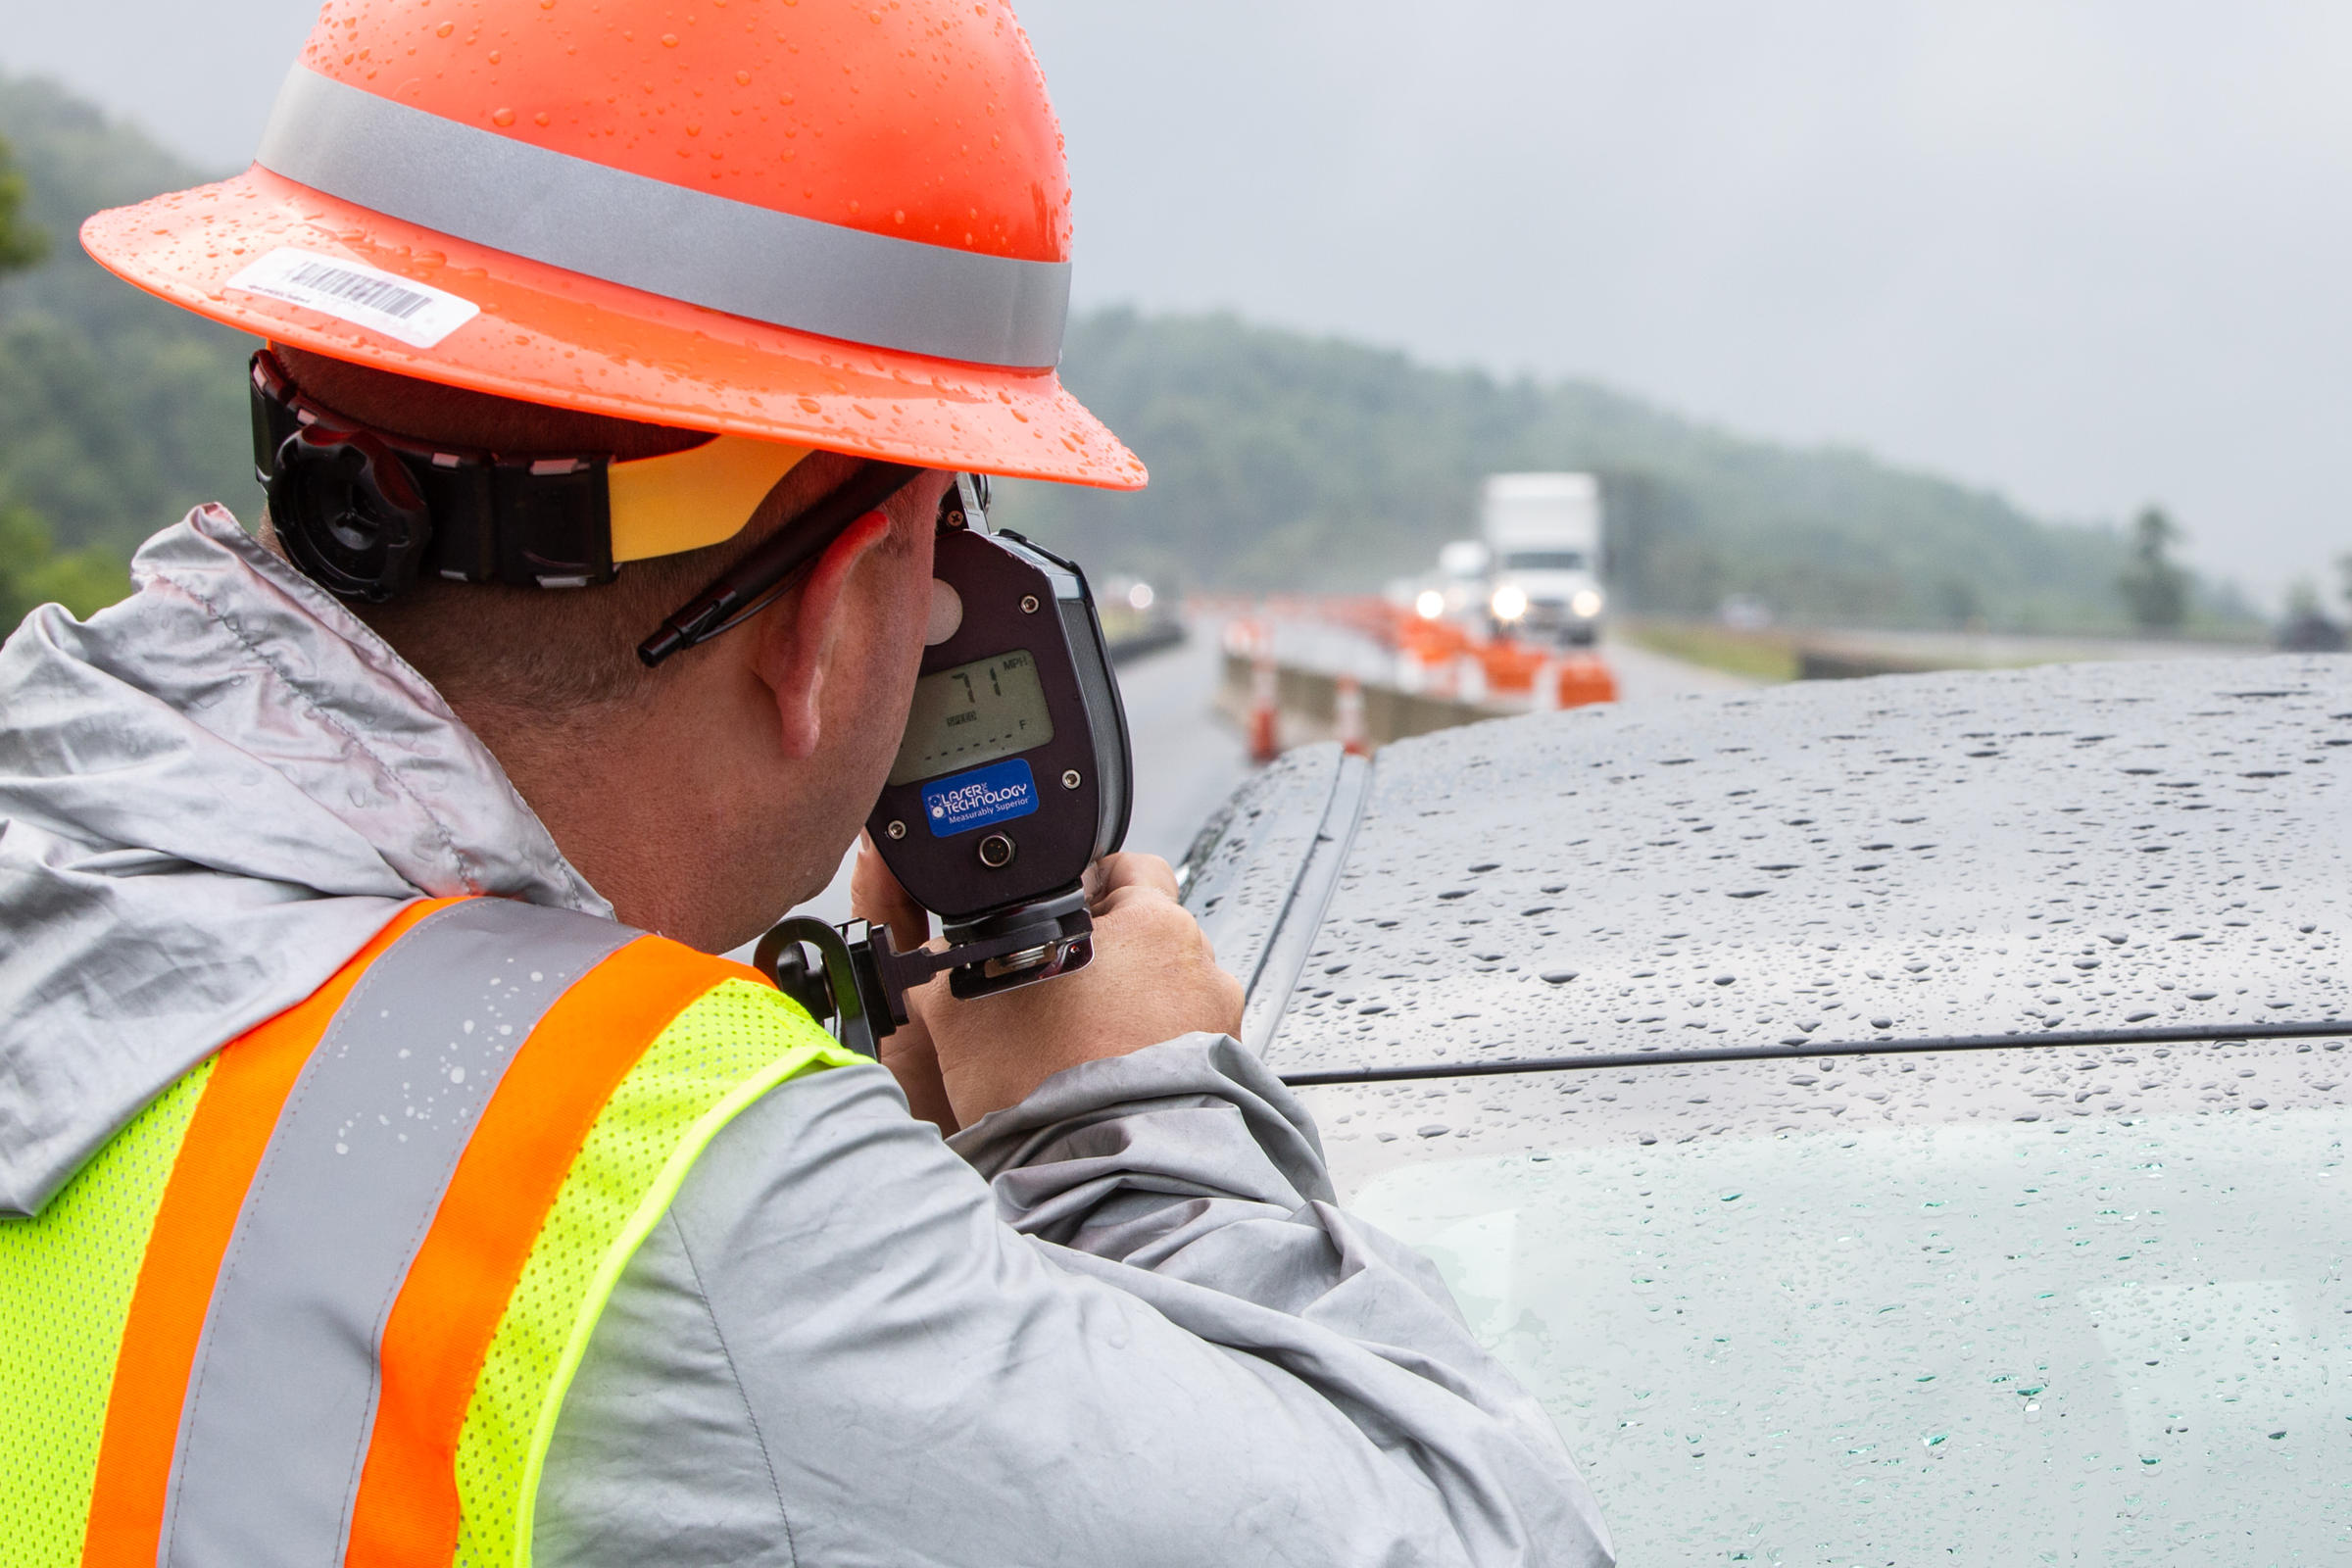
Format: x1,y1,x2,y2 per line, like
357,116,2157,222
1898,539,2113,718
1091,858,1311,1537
0,507,609,1215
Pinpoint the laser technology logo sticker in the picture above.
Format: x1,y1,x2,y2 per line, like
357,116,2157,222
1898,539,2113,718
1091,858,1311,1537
921,759,1040,837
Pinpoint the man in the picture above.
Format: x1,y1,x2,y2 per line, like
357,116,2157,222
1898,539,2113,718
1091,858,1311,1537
0,2,1614,1563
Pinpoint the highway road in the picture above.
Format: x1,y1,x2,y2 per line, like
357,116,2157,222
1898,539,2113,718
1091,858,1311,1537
1105,626,1256,862
791,622,1740,928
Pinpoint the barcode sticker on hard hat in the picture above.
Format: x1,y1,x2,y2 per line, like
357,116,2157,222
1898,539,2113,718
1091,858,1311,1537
225,248,481,349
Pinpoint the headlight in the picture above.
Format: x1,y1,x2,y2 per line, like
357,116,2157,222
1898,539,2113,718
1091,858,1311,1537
1491,585,1529,621
1127,582,1155,612
1571,588,1604,618
1414,589,1446,620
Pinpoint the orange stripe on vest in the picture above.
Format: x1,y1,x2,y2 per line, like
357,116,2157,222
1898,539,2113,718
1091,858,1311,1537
80,898,458,1568
345,936,768,1566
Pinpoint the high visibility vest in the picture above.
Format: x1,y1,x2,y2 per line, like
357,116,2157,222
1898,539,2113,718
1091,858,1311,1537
0,896,858,1568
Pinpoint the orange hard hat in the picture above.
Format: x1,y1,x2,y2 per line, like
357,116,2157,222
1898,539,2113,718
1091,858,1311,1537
80,0,1144,492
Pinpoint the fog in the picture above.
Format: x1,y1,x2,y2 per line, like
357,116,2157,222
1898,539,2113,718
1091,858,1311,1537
7,0,2348,598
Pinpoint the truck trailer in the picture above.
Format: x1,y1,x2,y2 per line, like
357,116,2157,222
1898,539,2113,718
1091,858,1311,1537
1481,472,1605,646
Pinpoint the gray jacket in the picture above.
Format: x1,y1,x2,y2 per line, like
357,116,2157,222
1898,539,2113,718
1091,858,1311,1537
0,508,1613,1567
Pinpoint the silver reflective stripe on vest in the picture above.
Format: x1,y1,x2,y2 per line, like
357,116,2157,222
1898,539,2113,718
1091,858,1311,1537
254,65,1073,369
157,899,637,1568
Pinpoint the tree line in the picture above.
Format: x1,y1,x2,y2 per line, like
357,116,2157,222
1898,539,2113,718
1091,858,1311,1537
1001,311,2256,634
0,74,2265,641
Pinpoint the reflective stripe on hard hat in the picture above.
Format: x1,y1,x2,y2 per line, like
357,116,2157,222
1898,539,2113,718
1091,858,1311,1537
257,66,1074,370
4,897,858,1568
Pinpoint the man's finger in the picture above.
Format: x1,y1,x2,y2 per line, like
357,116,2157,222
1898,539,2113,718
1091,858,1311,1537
1088,852,1181,906
850,836,931,954
1094,882,1182,918
1094,883,1222,967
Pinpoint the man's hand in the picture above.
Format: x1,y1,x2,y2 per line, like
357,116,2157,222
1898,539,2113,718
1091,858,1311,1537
849,836,958,1133
851,847,1244,1130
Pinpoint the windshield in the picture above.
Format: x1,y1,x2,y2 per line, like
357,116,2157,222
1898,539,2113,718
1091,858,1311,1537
1349,1105,2352,1562
1497,550,1586,571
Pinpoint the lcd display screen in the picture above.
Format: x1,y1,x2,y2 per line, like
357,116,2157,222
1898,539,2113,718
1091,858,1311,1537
889,649,1055,786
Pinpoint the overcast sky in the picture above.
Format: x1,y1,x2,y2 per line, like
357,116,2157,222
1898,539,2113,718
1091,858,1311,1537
5,0,2348,600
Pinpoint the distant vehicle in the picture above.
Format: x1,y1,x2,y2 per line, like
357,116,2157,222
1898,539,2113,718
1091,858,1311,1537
1094,575,1185,661
1180,654,2352,1563
1395,539,1494,628
1482,472,1605,646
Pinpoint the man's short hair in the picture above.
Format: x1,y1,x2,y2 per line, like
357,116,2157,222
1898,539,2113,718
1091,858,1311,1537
267,346,866,715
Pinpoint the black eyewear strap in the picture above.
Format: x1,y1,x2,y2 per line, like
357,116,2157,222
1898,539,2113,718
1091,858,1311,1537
638,469,991,666
636,462,920,666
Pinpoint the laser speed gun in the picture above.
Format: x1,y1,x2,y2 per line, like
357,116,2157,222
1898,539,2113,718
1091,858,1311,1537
756,476,1132,1054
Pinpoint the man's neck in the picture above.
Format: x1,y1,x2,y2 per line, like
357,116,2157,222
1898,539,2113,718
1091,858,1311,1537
459,699,694,942
452,689,833,955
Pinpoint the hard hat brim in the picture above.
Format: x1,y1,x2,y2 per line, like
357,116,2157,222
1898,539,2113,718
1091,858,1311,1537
82,169,1147,491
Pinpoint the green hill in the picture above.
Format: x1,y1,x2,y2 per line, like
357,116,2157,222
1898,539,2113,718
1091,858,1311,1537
0,72,2246,635
1002,310,2246,632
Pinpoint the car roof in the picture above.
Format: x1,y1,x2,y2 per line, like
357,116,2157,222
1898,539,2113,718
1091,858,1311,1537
1179,654,2352,1085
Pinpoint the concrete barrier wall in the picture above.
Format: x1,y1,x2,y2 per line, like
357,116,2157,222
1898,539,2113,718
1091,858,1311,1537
1218,651,1499,748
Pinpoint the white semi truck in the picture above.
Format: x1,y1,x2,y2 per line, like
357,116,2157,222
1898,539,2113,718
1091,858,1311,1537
1481,471,1605,646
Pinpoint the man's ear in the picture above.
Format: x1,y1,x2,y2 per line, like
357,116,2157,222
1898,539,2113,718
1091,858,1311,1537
752,508,897,760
